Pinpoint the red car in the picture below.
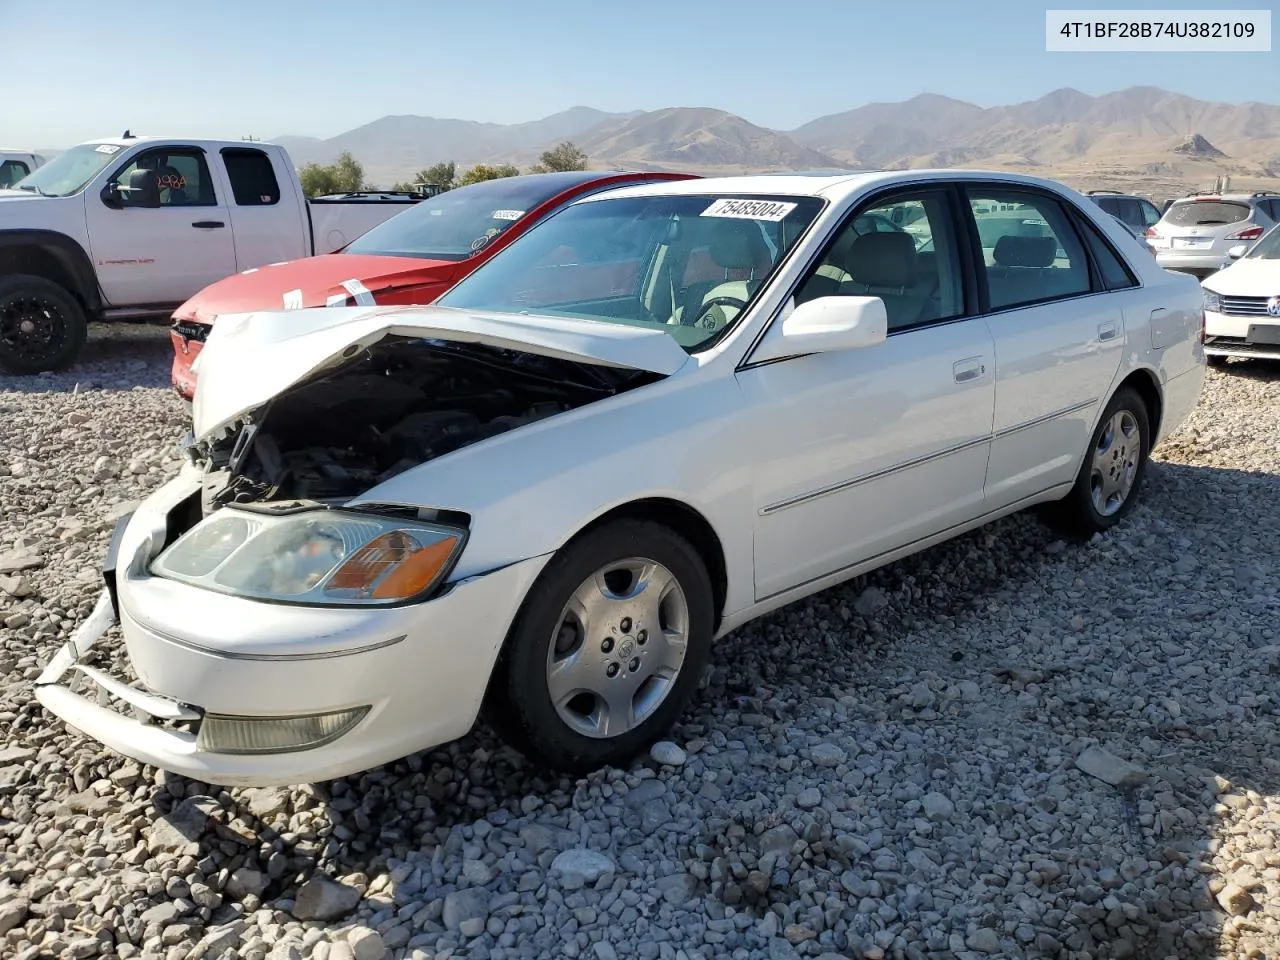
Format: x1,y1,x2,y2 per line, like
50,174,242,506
170,170,698,402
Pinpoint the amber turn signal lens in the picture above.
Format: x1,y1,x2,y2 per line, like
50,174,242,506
324,530,460,600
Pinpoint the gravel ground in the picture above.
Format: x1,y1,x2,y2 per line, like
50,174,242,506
1,323,1277,960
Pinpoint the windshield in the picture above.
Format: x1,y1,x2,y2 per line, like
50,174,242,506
10,143,125,197
436,192,824,351
346,175,594,261
1246,223,1280,259
1163,200,1249,227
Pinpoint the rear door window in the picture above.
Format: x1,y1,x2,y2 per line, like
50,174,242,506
1163,201,1249,227
221,148,281,206
1115,198,1144,229
965,188,1093,310
1137,199,1162,227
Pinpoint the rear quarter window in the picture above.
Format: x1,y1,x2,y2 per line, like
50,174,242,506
1163,201,1249,226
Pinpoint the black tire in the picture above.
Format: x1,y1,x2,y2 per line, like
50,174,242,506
0,274,88,375
1205,354,1228,368
1041,386,1151,540
484,519,714,773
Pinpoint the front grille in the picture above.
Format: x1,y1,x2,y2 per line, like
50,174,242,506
172,320,209,342
1219,295,1274,317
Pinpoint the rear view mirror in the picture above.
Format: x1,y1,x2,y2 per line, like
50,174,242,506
750,295,888,364
1227,243,1248,260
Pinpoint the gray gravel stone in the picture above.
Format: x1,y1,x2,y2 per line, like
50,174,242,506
291,877,361,921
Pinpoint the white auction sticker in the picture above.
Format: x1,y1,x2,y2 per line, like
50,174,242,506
491,209,524,220
701,198,797,222
94,143,121,154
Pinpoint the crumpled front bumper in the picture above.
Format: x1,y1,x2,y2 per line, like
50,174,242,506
32,469,550,787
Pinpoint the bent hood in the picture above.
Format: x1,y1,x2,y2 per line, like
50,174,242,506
191,303,692,440
174,253,459,323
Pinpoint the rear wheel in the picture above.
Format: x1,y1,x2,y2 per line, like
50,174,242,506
1205,354,1228,368
484,519,714,773
0,275,88,374
1041,387,1150,540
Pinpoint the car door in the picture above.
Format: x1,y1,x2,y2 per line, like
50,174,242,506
738,185,997,601
962,184,1126,510
219,146,310,269
84,145,237,307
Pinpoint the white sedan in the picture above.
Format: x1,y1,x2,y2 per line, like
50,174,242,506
35,171,1206,787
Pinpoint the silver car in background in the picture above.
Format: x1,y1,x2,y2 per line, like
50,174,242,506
1147,192,1280,278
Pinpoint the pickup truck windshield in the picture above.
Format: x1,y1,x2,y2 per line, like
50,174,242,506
11,143,124,197
346,176,594,261
436,193,823,352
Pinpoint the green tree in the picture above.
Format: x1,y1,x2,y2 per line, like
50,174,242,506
418,161,457,190
529,141,587,174
298,151,367,197
457,162,520,186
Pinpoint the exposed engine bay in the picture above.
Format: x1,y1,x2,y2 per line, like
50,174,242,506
189,337,656,512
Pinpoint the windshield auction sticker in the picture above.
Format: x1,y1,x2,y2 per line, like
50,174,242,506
491,209,525,220
701,198,797,221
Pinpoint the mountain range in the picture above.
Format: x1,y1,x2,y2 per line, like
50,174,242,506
274,86,1280,196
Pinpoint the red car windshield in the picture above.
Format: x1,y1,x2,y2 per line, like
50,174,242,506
345,172,614,261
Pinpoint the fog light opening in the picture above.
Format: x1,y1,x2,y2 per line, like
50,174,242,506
196,707,370,754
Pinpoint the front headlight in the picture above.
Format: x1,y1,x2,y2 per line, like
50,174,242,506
1202,288,1222,314
150,508,465,606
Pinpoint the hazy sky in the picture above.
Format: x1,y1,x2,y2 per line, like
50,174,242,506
6,0,1277,147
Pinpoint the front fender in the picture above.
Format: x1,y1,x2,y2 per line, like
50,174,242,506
0,228,102,310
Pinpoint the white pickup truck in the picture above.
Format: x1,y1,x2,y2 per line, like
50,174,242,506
0,135,421,373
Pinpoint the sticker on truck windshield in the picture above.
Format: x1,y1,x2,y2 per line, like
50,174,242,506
701,198,796,221
491,209,524,220
94,144,121,154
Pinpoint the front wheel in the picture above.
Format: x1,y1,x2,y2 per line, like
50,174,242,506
1041,387,1150,540
0,274,88,374
484,519,714,773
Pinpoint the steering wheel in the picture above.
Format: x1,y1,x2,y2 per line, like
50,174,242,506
686,295,749,331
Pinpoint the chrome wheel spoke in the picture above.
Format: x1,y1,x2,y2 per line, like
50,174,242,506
547,650,594,709
597,681,638,738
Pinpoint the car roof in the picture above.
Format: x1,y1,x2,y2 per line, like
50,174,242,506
78,136,283,150
575,168,1097,204
1173,194,1270,202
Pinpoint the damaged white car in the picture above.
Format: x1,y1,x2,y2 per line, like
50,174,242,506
35,172,1206,787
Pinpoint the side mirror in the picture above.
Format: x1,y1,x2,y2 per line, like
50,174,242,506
750,295,888,364
1227,243,1248,260
111,169,161,209
100,181,124,209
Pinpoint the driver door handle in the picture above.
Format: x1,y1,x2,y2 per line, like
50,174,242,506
191,220,225,229
953,357,986,383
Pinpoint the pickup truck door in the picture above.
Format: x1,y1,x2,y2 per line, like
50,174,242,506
218,146,310,269
84,145,237,307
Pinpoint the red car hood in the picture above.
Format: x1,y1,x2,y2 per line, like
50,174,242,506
173,253,458,324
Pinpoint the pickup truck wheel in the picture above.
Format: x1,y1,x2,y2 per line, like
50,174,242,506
0,275,88,374
484,519,714,774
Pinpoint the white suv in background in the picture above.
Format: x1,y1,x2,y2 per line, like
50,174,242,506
1202,222,1280,366
1147,192,1280,279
